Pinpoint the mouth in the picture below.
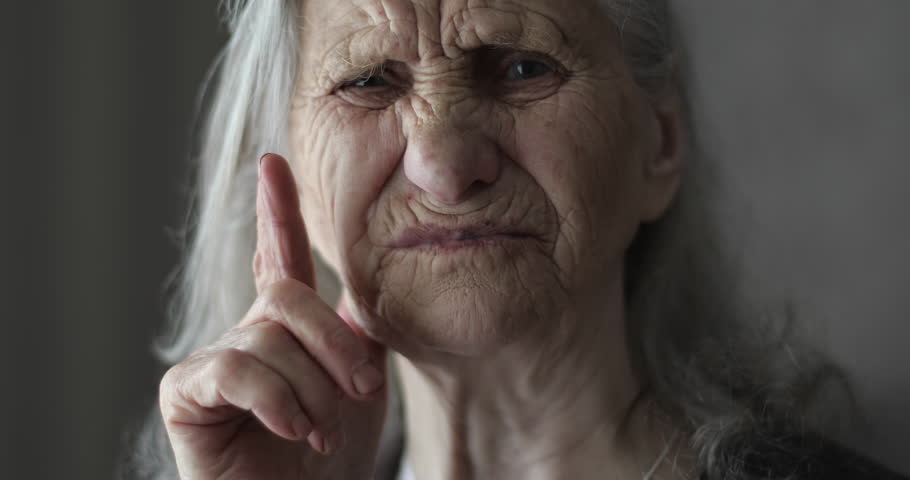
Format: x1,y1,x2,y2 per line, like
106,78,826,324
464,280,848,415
391,225,534,251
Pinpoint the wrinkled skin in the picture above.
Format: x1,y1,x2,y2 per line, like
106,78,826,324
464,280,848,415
161,156,388,479
290,0,681,360
160,0,684,478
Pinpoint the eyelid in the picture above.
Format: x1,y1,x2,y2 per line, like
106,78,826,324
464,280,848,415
337,67,385,89
332,62,408,109
336,61,411,91
497,50,567,79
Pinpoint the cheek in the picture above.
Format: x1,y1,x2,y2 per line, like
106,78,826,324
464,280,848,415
510,84,646,273
289,99,405,274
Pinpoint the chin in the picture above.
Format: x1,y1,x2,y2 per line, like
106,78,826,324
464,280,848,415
382,290,535,356
372,270,561,357
344,237,567,357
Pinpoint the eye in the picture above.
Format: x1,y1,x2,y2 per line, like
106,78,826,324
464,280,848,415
334,64,407,109
490,53,566,104
506,59,553,81
346,74,390,88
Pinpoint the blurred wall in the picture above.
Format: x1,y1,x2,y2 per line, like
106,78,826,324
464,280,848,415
1,2,225,479
673,2,910,469
0,2,907,478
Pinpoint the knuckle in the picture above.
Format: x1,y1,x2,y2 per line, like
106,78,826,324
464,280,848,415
158,355,208,419
159,354,201,399
217,326,246,347
241,321,287,352
158,365,181,404
317,323,363,360
207,348,249,386
257,277,312,314
159,364,178,391
295,370,345,422
257,377,292,409
158,371,188,421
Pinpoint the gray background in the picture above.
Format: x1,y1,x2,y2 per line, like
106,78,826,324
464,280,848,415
0,2,907,478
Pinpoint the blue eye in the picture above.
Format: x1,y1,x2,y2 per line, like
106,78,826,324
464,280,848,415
348,74,389,88
507,60,552,81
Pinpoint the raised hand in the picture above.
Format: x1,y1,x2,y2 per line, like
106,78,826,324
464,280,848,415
159,153,388,479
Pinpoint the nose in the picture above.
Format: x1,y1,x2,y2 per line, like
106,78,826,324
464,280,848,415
403,124,502,206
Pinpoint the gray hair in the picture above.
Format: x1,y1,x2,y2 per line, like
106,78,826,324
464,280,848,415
122,1,847,478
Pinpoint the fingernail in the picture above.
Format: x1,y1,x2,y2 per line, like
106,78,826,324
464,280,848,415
258,153,269,175
292,411,312,440
307,430,331,455
352,363,384,395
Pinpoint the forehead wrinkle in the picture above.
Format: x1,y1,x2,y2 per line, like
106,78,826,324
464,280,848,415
305,0,426,80
442,2,574,61
298,26,381,93
297,2,377,86
411,0,446,60
332,27,390,71
300,0,597,91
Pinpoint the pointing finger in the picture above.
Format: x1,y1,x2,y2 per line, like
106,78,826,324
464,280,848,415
254,153,316,293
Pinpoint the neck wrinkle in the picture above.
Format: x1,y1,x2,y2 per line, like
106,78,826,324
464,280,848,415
393,278,678,480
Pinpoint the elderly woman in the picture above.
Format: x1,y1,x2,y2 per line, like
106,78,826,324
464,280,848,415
131,0,907,479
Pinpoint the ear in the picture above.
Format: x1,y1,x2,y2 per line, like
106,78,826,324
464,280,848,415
640,88,685,223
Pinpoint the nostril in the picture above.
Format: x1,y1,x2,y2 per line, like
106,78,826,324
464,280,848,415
402,127,502,206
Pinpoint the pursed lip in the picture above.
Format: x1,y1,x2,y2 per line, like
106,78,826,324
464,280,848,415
390,225,534,249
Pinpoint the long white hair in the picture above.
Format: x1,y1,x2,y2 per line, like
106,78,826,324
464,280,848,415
123,1,847,478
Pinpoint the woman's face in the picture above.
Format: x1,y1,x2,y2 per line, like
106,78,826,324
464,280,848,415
288,0,681,356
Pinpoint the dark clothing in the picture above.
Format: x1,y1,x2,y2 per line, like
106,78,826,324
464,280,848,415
372,386,906,480
698,431,909,480
383,432,909,479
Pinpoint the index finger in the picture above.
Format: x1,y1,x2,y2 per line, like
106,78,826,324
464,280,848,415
254,153,316,293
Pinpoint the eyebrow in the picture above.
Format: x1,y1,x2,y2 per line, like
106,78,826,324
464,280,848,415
473,26,567,53
448,6,572,56
317,26,400,80
317,7,573,81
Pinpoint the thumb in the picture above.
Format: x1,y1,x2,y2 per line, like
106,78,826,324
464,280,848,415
253,153,317,293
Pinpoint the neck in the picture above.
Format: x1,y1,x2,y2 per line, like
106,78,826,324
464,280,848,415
393,281,693,480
